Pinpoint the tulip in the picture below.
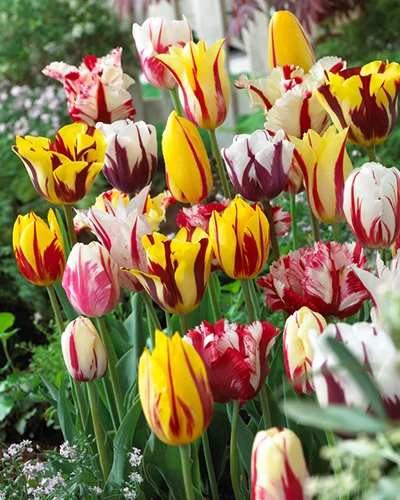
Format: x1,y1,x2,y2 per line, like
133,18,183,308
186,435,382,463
96,119,157,194
257,241,369,319
290,125,353,224
271,205,292,236
209,196,270,280
126,227,212,314
43,48,136,125
176,200,230,232
284,307,327,394
61,317,108,382
144,190,175,231
162,111,213,203
13,123,106,205
343,162,400,249
157,40,230,130
268,11,315,72
316,61,400,146
185,319,279,404
13,209,66,286
284,159,305,195
251,428,309,500
132,17,192,90
139,330,213,446
62,242,120,317
222,129,294,201
312,322,400,419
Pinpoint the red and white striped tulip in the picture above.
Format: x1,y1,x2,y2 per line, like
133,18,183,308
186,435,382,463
132,17,192,90
343,162,400,249
62,242,120,317
176,200,230,232
252,427,309,500
61,317,108,382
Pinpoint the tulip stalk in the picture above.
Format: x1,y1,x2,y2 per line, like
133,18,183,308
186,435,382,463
208,273,222,322
367,145,377,162
259,385,271,429
241,279,255,323
202,430,220,500
290,194,299,250
228,399,241,500
179,445,195,500
179,313,189,336
332,224,340,243
208,129,231,199
169,88,184,117
309,209,321,242
262,201,280,261
325,428,346,500
142,292,161,348
63,205,78,247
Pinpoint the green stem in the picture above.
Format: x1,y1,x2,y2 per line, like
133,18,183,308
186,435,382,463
241,279,255,323
249,279,261,321
262,201,280,261
87,382,111,481
142,292,161,349
309,208,321,242
202,431,220,500
165,310,173,337
207,272,222,322
63,205,78,247
326,429,346,500
179,445,195,500
208,128,231,199
366,145,377,162
379,247,388,265
47,285,65,334
290,194,298,250
1,340,15,372
169,87,184,117
229,400,241,500
101,376,120,431
259,385,271,429
97,316,126,423
179,313,189,336
332,223,340,243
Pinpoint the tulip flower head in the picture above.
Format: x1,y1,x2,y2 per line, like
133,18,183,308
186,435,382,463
43,48,136,125
209,196,270,280
139,330,213,446
162,111,213,203
62,242,120,317
176,200,230,232
316,61,400,146
185,319,279,404
132,17,192,90
222,129,294,201
13,209,66,286
258,241,369,319
284,307,327,394
157,39,230,129
13,123,107,205
290,125,353,224
97,120,157,194
61,317,108,382
251,427,309,500
343,162,400,249
126,227,212,314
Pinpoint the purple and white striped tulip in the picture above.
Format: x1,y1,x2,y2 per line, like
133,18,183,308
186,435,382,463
343,162,400,249
62,242,120,317
97,120,157,194
61,317,107,382
221,129,294,202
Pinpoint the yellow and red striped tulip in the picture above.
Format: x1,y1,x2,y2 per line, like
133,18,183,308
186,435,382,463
316,61,400,146
13,123,106,204
126,227,212,314
268,11,315,72
157,40,230,130
13,209,66,286
162,111,213,203
139,330,213,446
209,196,270,280
144,190,175,231
290,125,353,224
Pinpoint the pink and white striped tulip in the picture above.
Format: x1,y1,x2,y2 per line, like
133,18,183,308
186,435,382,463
62,242,120,317
132,17,192,90
222,129,294,201
284,307,327,394
185,319,279,404
271,205,292,236
97,120,157,194
251,428,309,500
343,162,400,249
61,317,108,382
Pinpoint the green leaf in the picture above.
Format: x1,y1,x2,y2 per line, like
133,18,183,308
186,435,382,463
124,292,146,378
40,374,60,402
57,377,77,442
0,393,14,421
55,208,71,255
105,315,132,358
54,281,78,322
0,328,18,343
283,400,390,434
0,312,15,334
116,348,138,396
206,403,230,480
264,383,285,429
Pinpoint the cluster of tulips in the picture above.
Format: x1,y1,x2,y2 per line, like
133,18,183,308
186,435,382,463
11,8,400,500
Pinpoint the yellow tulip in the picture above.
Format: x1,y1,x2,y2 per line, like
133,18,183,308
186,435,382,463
209,196,270,280
290,126,353,224
13,123,106,204
162,111,213,203
157,40,230,130
139,330,214,446
13,209,66,286
268,11,315,72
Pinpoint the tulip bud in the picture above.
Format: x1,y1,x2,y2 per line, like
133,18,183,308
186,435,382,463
13,209,66,286
222,129,294,201
251,428,309,500
284,307,327,394
162,111,213,203
62,242,120,317
343,162,400,249
61,317,107,382
139,330,213,446
96,120,157,194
